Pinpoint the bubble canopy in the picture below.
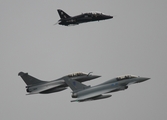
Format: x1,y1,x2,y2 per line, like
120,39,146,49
68,72,87,77
117,75,138,80
87,11,104,15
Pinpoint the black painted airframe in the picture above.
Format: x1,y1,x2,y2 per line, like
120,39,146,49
55,9,113,26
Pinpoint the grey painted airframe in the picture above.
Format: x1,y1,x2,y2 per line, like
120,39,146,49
64,75,150,102
18,72,100,95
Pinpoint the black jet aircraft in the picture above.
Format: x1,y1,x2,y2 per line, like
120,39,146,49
18,72,100,95
55,9,113,26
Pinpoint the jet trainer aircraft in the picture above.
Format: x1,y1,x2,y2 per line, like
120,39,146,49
55,9,113,26
18,72,100,95
64,75,150,102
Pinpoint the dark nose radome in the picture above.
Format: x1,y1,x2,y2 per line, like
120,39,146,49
106,15,113,19
110,16,113,19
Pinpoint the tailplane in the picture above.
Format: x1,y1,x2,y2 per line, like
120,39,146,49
18,72,46,86
57,9,71,19
63,77,90,92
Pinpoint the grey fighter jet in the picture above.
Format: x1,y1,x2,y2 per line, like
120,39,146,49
64,75,150,102
18,72,100,95
55,9,113,26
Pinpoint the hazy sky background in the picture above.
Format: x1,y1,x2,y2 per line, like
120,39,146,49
1,0,167,120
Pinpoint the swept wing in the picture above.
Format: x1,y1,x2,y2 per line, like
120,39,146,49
75,86,123,101
27,81,64,94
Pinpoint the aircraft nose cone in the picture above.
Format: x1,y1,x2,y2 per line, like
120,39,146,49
106,15,113,19
110,16,113,19
145,77,150,80
143,77,150,81
135,77,150,84
93,75,101,79
140,77,150,82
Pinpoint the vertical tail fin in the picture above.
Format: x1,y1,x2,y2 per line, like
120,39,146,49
63,77,90,92
18,72,46,86
57,9,71,19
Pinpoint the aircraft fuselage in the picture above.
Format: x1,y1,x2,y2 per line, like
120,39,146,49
57,9,113,26
19,72,100,94
69,75,150,102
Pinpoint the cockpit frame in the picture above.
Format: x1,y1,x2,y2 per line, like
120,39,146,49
117,75,138,81
68,72,87,77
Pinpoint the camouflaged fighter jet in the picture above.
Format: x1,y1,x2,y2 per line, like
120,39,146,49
64,75,150,102
55,9,113,26
18,72,100,95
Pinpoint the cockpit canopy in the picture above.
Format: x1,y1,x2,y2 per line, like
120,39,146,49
68,72,87,77
117,75,138,81
87,11,104,15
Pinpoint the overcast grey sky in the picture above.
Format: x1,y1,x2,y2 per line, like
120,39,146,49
1,0,167,120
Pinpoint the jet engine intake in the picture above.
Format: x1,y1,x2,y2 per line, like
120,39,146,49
26,88,30,92
124,86,128,89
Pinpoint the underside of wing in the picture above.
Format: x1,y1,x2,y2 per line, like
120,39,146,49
71,94,112,102
74,86,123,102
28,81,65,94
